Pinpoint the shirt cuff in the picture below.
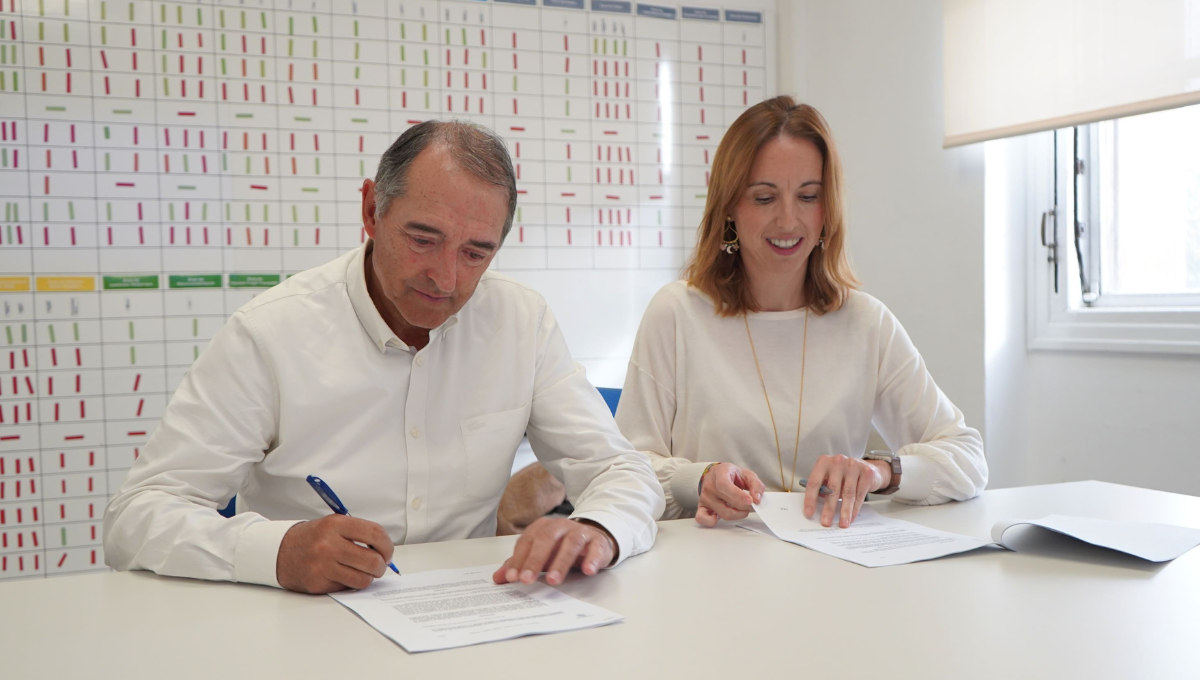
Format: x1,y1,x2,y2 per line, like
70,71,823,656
669,461,713,513
570,509,637,568
232,519,304,588
892,453,937,504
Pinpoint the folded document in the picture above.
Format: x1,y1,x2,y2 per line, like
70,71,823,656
743,492,1200,567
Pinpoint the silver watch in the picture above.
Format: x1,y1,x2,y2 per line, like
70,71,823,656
863,450,902,495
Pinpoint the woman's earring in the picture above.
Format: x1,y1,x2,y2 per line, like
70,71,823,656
721,217,740,254
818,238,825,249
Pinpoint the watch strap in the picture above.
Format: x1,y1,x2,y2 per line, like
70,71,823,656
864,450,902,495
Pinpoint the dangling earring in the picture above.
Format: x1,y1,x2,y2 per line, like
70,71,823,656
818,238,825,249
721,217,740,254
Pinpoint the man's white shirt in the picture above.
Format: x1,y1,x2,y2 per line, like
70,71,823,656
103,243,665,587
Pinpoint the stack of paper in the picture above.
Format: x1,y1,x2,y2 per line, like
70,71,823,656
330,565,623,653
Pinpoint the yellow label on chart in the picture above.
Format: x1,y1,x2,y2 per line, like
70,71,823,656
35,276,96,292
0,277,31,292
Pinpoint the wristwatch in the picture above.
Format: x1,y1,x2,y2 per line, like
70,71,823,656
863,450,902,495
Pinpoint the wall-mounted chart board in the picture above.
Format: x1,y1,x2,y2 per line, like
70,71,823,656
0,0,775,580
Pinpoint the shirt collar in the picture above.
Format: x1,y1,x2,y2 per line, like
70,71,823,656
346,241,461,353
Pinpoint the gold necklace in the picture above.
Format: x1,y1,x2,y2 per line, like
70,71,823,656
744,308,809,493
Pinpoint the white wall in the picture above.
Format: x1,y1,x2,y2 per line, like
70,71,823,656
777,0,987,438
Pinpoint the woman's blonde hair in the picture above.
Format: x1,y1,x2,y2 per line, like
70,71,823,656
684,96,858,316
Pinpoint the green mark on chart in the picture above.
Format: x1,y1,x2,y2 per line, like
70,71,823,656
202,204,208,220
130,346,136,365
517,208,523,222
400,46,406,62
220,57,227,75
219,9,226,28
220,35,226,52
565,79,570,94
169,275,221,289
100,1,106,20
445,28,450,43
196,8,203,26
354,66,360,79
193,319,199,337
561,129,576,134
657,210,663,225
314,206,320,222
100,25,107,45
289,16,294,35
107,203,113,220
294,116,311,122
482,52,487,68
222,154,228,171
461,28,467,45
263,204,269,222
260,61,266,77
176,5,182,24
301,187,317,193
113,109,130,115
694,194,707,199
182,155,189,172
225,204,231,221
47,324,55,343
103,126,111,139
235,113,252,119
354,20,359,37
401,24,406,40
63,23,69,42
46,105,65,111
23,324,29,342
567,167,572,181
565,100,570,116
425,92,430,109
288,39,294,57
244,204,251,221
72,322,79,341
354,43,360,60
128,321,135,340
37,0,44,17
423,50,429,66
169,204,175,220
161,29,166,49
67,201,74,220
359,160,365,176
61,527,66,546
293,229,299,246
261,11,267,29
312,16,319,33
128,2,134,21
422,25,427,41
512,75,518,91
245,157,251,174
623,40,628,57
421,70,427,86
42,203,48,220
312,40,318,58
37,22,43,41
292,205,298,222
194,346,200,360
162,77,169,96
351,118,367,124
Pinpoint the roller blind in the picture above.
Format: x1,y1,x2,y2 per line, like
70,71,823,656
944,0,1200,147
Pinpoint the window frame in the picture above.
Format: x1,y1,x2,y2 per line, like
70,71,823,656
1027,128,1200,355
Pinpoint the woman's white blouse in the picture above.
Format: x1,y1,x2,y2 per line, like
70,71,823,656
616,281,987,520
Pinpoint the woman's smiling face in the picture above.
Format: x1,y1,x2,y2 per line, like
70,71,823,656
728,134,825,301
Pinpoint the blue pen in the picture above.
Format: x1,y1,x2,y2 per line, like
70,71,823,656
797,478,834,496
305,475,400,575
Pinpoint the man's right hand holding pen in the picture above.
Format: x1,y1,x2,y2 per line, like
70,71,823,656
276,515,395,594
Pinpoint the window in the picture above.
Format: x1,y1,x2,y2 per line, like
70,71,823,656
1028,105,1200,354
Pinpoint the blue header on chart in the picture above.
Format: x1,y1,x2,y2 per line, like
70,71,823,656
681,6,720,21
636,3,677,19
543,0,586,9
495,0,537,5
724,9,762,23
591,0,633,13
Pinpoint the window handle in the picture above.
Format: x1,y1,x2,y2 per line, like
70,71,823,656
1040,207,1057,263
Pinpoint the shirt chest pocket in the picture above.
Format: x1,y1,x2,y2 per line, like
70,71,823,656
460,404,531,500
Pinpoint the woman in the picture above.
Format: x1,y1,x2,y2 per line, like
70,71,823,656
616,96,986,530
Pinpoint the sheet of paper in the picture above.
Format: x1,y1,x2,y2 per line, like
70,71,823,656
744,492,990,567
329,565,623,653
992,515,1200,562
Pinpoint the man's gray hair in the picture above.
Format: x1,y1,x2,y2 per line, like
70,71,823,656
373,120,518,239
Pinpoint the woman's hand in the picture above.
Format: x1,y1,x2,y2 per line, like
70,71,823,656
695,463,766,527
803,454,891,528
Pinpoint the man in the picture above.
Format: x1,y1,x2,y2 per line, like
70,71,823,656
104,121,665,593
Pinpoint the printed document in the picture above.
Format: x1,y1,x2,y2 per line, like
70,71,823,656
329,565,623,652
744,492,990,567
991,515,1200,562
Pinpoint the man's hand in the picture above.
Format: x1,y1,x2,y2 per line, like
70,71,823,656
695,463,766,527
276,515,394,594
496,463,567,536
491,517,616,586
802,454,890,528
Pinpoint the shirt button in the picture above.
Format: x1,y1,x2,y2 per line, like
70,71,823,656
412,498,422,510
415,355,425,367
410,427,420,438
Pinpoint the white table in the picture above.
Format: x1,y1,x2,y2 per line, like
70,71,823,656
2,481,1199,679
